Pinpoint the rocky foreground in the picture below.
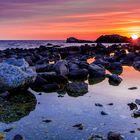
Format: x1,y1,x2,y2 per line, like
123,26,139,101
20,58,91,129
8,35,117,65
0,42,140,139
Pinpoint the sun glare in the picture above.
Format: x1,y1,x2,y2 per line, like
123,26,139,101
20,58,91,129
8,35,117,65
131,34,139,40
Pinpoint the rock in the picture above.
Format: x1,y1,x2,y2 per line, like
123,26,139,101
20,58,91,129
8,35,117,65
13,134,24,140
35,64,54,72
69,68,88,80
95,103,103,107
88,134,106,140
67,82,88,97
101,111,108,115
133,61,140,71
95,34,130,43
106,74,122,86
135,99,140,105
108,131,124,140
66,37,93,43
0,59,37,91
127,103,138,110
42,119,52,123
40,72,68,84
128,87,137,90
107,62,123,75
72,123,84,130
43,83,59,93
107,103,114,106
88,64,105,78
133,110,140,118
53,60,69,76
4,58,29,71
3,127,13,132
88,77,105,85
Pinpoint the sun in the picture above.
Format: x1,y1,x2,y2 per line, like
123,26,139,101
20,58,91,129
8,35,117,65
131,34,139,40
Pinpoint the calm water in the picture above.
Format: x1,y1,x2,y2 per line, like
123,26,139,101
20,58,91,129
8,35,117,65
0,40,127,50
0,66,140,140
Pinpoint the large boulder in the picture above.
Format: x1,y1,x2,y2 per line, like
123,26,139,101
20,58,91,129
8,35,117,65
53,60,69,76
88,63,106,78
0,58,37,91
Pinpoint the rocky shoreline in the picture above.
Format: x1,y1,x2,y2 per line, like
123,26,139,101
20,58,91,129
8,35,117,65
0,42,140,139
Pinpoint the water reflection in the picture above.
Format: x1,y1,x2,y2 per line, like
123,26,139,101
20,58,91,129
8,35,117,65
0,90,37,123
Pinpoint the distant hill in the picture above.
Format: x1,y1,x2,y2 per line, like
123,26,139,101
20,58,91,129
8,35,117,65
66,37,94,43
95,34,131,43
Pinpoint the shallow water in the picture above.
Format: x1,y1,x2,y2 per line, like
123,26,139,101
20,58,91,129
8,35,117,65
0,66,140,140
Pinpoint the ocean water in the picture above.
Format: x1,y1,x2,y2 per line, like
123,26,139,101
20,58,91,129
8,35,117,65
0,40,127,50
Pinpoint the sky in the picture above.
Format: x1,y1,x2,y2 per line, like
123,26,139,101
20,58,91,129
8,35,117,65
0,0,140,40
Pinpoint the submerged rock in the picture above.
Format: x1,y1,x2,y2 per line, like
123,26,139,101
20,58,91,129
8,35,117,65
13,134,24,140
128,102,138,110
135,99,140,105
67,82,88,97
0,59,36,91
72,123,84,130
108,131,124,140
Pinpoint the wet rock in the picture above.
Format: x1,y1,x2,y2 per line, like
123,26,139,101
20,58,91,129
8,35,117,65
108,131,124,140
135,99,140,105
0,59,37,91
67,82,88,97
13,134,24,140
133,110,140,118
95,103,103,107
107,103,114,106
3,127,13,132
69,68,88,80
101,111,108,115
129,130,135,133
88,64,105,78
128,87,137,90
42,119,52,123
127,103,138,110
53,60,69,76
88,134,106,140
35,64,54,72
43,83,59,93
88,77,105,85
106,74,122,86
72,123,84,130
107,62,123,75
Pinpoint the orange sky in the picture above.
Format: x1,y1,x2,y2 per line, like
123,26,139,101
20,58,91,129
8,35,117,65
0,0,140,40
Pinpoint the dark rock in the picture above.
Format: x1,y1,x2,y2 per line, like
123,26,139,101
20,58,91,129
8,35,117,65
72,123,83,130
3,127,13,132
133,110,140,118
108,131,124,140
101,111,108,115
107,103,114,106
128,87,137,90
43,83,59,93
95,103,103,107
106,74,122,86
53,60,69,76
67,82,88,97
95,34,130,43
88,64,105,78
135,99,140,105
66,37,93,43
13,134,24,140
133,61,140,71
69,68,88,80
127,103,138,110
42,119,52,123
